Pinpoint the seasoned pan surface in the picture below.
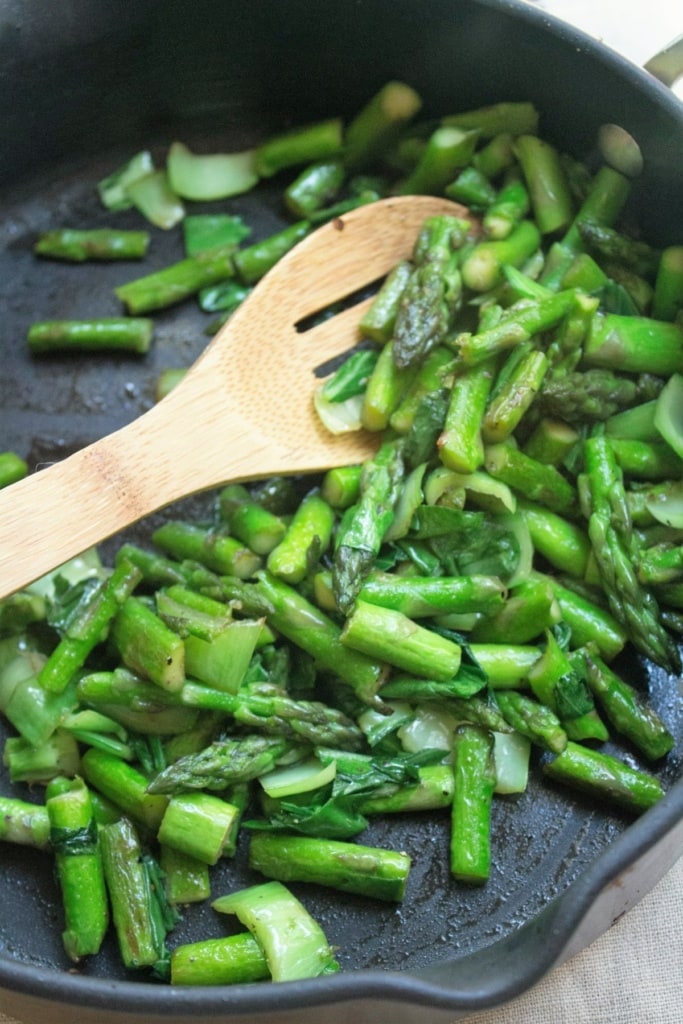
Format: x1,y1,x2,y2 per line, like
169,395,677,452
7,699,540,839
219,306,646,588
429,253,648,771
0,0,683,1015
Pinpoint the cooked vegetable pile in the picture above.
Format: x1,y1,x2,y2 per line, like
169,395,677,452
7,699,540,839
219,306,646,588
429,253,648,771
1,82,683,986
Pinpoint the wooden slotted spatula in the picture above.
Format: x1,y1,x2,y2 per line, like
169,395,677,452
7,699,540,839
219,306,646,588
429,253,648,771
0,195,467,599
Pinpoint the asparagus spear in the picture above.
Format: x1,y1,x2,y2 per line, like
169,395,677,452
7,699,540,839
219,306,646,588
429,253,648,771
583,433,680,673
147,735,291,794
38,559,141,694
514,134,573,235
495,690,567,753
248,833,411,902
157,792,240,865
115,246,237,314
100,816,177,970
28,318,154,355
579,646,674,760
392,214,471,369
542,741,665,814
450,724,496,884
255,118,343,177
46,777,109,962
332,438,404,613
34,228,150,262
170,933,270,986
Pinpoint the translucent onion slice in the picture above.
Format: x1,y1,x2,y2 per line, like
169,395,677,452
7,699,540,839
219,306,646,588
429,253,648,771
654,372,683,459
167,142,259,201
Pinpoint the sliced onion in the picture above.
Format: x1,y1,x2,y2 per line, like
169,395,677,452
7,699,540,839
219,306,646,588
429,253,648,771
654,372,683,458
167,142,259,201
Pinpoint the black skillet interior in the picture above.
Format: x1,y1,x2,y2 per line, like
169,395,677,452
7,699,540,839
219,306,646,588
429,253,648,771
1,0,683,1014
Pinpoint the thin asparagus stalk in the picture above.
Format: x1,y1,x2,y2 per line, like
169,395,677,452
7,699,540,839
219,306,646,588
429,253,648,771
482,175,530,240
333,439,404,613
522,418,580,466
583,312,683,376
34,227,150,262
359,259,413,343
397,126,479,195
152,520,261,578
469,577,560,645
495,690,568,753
38,558,142,694
28,318,154,355
583,433,680,673
254,571,386,705
437,359,495,474
232,221,311,285
445,165,497,209
111,596,185,692
115,246,236,314
392,214,470,369
484,443,577,516
460,220,540,292
652,245,683,321
542,741,665,814
518,500,591,577
442,101,539,138
455,289,577,366
580,646,674,761
284,159,346,217
320,465,363,509
359,571,505,618
255,118,343,177
219,484,287,555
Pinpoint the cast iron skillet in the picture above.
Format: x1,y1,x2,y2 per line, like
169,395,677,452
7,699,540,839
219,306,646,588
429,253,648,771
0,1,682,1021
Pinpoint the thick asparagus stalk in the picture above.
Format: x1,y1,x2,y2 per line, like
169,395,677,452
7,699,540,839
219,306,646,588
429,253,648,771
0,795,51,849
449,724,496,884
46,777,109,962
359,571,505,618
248,832,411,902
157,792,240,865
147,735,291,794
100,816,174,970
170,933,270,986
392,214,470,370
341,599,462,681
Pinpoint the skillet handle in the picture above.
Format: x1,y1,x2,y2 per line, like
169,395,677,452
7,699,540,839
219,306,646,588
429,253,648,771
644,34,683,92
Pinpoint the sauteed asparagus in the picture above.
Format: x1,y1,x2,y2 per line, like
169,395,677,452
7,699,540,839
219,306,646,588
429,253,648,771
1,84,682,985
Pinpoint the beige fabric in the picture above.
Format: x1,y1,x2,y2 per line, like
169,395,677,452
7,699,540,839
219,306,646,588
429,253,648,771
0,854,681,1024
